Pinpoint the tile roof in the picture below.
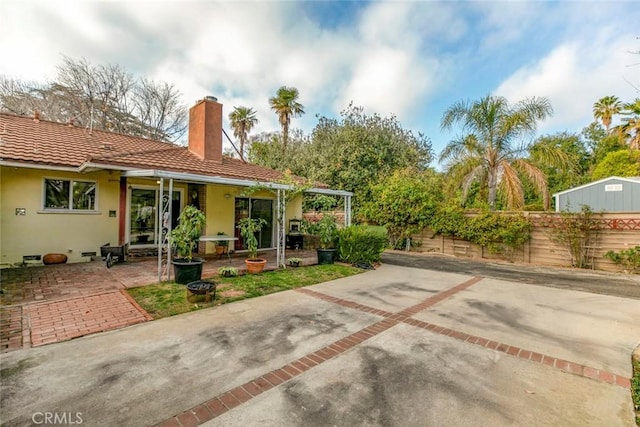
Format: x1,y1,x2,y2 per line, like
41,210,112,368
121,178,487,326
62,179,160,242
0,113,296,184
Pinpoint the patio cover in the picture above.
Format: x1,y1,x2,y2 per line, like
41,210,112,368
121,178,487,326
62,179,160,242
122,170,353,281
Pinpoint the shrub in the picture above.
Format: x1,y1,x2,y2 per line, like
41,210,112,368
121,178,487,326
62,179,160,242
337,225,388,264
604,245,640,273
546,205,603,268
218,266,238,277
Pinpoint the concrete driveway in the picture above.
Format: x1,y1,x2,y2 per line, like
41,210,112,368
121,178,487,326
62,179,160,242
1,260,639,426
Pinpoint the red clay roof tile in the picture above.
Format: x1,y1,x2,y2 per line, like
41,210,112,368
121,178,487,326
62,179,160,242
0,113,310,184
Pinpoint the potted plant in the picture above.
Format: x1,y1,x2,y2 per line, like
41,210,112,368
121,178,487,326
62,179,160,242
316,214,338,265
218,266,238,277
237,217,267,274
287,257,302,267
214,231,229,256
169,205,206,284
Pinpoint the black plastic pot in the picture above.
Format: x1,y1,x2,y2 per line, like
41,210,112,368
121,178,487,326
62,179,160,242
317,248,337,265
172,258,204,284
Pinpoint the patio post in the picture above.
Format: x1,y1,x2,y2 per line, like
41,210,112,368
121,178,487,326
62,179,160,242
345,195,352,226
157,177,164,283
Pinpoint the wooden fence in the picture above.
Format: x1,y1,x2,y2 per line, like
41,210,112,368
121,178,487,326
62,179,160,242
409,212,640,273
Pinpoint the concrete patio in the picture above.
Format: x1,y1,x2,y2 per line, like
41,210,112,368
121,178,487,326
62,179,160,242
0,249,317,351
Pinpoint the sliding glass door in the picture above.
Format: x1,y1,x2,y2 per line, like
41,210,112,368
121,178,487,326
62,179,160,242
234,198,273,251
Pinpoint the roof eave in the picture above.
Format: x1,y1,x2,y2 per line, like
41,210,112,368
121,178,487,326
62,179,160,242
122,169,353,196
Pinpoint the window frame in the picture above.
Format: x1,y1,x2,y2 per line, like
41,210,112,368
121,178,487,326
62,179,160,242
42,177,98,212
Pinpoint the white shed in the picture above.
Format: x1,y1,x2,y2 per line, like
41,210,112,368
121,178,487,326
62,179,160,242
553,176,640,212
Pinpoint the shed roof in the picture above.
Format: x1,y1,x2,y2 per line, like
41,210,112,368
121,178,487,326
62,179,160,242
552,176,640,197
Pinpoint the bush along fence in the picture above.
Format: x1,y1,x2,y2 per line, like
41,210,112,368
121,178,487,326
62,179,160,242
408,209,640,273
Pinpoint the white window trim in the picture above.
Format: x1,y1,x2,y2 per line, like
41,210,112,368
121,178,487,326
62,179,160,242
41,177,99,213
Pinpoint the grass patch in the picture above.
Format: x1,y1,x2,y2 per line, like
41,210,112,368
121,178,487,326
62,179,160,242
632,355,640,426
127,264,363,319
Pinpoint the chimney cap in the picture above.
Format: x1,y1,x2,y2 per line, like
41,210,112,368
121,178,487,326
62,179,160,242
204,95,218,102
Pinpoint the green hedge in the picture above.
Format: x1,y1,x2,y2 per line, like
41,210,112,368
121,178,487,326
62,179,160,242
337,225,388,265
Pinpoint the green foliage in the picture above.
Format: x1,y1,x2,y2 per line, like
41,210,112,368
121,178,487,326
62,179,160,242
236,217,267,259
250,103,433,216
604,246,640,273
128,264,363,319
429,204,466,237
632,357,640,425
591,150,640,180
528,132,589,202
337,225,388,264
457,212,532,261
439,95,556,210
215,231,229,248
428,207,532,261
287,257,302,266
314,215,338,249
169,206,206,261
546,205,603,268
361,168,442,247
308,104,433,214
303,194,338,212
218,266,238,277
581,122,627,166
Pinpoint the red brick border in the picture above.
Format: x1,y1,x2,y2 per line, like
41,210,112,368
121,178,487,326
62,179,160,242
154,275,631,426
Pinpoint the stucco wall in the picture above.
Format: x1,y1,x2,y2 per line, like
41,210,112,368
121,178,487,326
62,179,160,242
0,167,120,266
0,169,307,265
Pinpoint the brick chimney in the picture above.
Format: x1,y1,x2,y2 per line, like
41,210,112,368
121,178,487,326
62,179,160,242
188,96,223,162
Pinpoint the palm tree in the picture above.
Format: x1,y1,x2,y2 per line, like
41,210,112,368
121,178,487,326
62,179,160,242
616,98,640,149
593,95,623,132
229,106,258,160
440,95,565,211
268,86,304,151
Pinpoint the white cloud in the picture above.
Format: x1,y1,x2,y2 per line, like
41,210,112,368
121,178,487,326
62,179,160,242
495,31,637,134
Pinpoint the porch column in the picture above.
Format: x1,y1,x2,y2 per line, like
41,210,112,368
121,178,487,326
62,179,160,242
345,195,352,226
157,178,174,283
118,177,127,245
276,189,286,268
157,178,164,283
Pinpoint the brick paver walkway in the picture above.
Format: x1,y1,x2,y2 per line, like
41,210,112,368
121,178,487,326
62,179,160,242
25,291,153,347
0,250,316,352
0,306,24,352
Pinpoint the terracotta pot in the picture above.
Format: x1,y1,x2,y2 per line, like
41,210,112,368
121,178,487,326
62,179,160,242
245,258,267,274
43,253,68,265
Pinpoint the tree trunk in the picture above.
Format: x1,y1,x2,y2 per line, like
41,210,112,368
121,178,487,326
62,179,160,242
487,167,498,211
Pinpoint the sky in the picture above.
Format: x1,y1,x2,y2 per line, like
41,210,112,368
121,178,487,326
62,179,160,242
1,0,639,165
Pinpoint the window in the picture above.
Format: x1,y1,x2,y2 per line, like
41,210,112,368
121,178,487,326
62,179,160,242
44,179,96,211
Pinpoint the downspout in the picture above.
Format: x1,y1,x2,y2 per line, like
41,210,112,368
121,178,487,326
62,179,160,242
119,177,127,245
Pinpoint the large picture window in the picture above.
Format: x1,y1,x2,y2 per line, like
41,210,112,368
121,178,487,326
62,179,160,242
44,179,96,211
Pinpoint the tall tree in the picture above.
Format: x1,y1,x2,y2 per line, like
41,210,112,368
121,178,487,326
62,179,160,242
616,98,640,149
440,95,562,211
229,106,258,160
529,132,588,196
268,86,304,151
0,56,187,142
592,95,622,132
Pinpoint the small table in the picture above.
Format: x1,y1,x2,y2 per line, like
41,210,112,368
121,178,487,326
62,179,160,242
200,236,238,260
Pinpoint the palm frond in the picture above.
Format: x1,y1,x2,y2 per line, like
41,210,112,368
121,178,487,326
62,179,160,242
512,158,550,209
499,161,524,210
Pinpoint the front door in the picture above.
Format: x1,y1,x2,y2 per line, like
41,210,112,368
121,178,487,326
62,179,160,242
129,187,182,246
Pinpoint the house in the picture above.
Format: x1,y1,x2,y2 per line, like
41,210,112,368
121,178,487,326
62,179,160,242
553,176,640,212
0,96,352,272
